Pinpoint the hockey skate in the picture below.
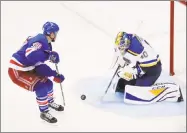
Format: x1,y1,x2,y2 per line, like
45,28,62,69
177,87,184,102
49,102,64,111
40,110,57,123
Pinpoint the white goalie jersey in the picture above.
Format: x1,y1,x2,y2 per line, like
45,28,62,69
114,34,161,80
117,35,160,68
112,32,183,104
124,35,160,68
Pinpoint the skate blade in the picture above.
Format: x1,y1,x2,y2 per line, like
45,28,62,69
40,118,59,126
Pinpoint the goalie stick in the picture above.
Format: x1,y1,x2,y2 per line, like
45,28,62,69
101,65,121,101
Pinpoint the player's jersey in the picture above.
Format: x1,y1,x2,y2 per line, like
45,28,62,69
123,34,161,72
9,34,52,71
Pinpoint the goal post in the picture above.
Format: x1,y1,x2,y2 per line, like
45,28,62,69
170,0,186,76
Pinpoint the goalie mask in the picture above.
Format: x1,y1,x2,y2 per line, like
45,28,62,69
115,32,131,55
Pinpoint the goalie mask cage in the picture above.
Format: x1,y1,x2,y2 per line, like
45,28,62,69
170,0,187,76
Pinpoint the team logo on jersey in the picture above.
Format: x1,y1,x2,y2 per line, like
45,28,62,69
32,42,42,50
25,42,42,56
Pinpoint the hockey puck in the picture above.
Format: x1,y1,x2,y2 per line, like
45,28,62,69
81,95,86,100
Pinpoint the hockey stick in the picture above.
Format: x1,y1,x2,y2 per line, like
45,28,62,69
55,64,66,106
110,55,119,69
101,65,121,101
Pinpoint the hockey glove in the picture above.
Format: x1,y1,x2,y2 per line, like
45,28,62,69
53,73,65,83
117,66,137,81
48,51,60,64
136,64,145,78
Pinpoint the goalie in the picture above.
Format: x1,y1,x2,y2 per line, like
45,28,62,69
112,32,183,104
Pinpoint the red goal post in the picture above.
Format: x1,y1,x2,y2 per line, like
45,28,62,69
170,0,187,76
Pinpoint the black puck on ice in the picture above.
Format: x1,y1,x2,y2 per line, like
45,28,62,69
81,95,86,100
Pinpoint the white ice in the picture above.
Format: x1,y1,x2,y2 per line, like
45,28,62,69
1,1,186,132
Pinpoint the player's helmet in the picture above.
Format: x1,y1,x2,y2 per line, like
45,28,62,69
43,21,59,35
115,32,131,52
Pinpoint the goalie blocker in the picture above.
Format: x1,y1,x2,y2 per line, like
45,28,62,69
114,78,183,104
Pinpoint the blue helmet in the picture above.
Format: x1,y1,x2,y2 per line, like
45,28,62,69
43,21,59,35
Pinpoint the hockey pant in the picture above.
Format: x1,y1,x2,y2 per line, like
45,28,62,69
8,68,54,112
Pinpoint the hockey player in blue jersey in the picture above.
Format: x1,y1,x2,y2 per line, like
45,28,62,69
112,32,183,104
8,21,65,123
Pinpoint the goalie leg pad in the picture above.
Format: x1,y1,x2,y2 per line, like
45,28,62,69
124,83,181,104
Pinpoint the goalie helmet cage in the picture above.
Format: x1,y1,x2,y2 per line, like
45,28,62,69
170,0,187,76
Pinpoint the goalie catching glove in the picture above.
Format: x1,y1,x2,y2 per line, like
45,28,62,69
117,65,145,81
117,66,137,81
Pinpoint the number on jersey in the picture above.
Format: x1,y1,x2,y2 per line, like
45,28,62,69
140,51,148,59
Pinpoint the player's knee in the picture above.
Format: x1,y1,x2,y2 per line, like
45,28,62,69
45,79,53,89
43,79,53,93
34,82,48,97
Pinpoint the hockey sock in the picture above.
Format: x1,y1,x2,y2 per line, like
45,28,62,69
34,82,49,112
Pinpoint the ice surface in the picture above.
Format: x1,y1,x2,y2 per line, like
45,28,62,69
1,1,186,132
